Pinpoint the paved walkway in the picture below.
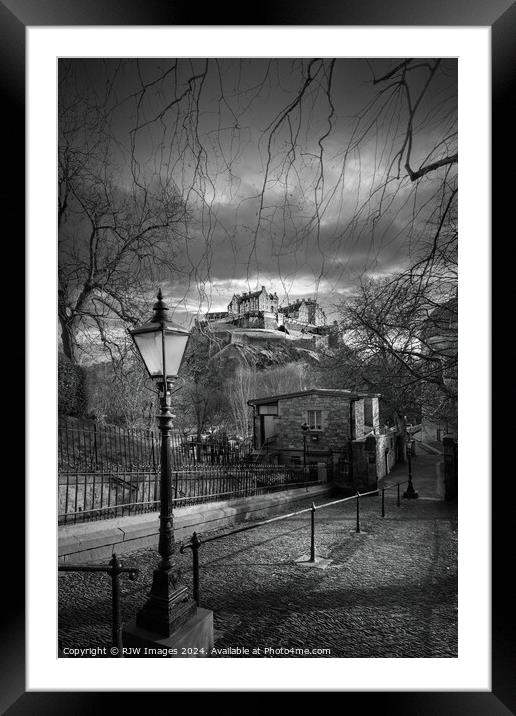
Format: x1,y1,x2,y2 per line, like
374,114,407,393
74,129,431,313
59,452,457,658
381,449,444,499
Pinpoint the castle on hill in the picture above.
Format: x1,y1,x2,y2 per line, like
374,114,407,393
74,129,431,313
204,285,327,334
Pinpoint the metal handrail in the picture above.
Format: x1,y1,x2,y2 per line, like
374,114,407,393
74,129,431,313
58,553,139,657
182,487,379,548
180,487,381,605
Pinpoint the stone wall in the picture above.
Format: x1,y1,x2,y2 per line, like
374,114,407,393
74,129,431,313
283,318,317,334
354,399,365,439
274,394,352,465
58,483,333,564
351,429,398,490
263,311,278,330
368,431,398,480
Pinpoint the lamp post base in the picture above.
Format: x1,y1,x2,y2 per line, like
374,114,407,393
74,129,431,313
123,607,214,657
403,481,419,499
135,567,197,638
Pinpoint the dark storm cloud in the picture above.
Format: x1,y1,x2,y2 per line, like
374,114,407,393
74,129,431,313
165,167,442,316
59,57,457,323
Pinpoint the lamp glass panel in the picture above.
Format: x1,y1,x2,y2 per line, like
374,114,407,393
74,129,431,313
132,330,163,377
164,333,189,377
133,329,189,379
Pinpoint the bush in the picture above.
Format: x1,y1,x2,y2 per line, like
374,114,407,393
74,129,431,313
58,353,88,417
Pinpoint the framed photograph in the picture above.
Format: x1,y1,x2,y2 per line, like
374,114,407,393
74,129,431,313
5,0,509,709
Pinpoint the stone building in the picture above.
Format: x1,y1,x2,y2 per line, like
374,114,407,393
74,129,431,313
278,298,326,329
247,388,398,491
203,286,327,334
228,286,279,317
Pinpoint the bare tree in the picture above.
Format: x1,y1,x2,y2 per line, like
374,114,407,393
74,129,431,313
224,362,310,438
58,59,458,434
225,365,254,439
173,333,228,439
58,61,188,364
318,264,457,428
124,58,457,295
60,58,457,332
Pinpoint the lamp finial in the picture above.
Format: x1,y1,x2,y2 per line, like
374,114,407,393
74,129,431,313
151,288,169,323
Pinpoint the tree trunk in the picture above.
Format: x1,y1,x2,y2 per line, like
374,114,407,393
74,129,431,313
58,313,78,363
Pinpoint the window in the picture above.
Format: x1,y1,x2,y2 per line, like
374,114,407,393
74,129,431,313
307,409,323,430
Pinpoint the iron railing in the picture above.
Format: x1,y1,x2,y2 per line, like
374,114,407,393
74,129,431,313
58,464,319,525
58,553,138,657
58,419,253,473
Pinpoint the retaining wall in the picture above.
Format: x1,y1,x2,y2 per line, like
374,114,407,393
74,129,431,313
58,483,333,564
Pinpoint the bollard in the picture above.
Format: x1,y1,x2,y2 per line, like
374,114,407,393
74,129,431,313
356,492,361,533
310,502,316,562
397,483,401,507
381,487,385,517
191,531,201,606
109,553,123,657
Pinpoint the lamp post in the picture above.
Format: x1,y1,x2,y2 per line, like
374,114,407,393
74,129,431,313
403,437,419,499
301,422,309,469
128,289,196,637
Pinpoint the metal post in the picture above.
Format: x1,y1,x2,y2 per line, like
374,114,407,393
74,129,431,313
403,441,419,499
310,502,316,562
381,487,385,517
59,560,138,655
93,422,99,470
157,381,174,570
397,483,401,507
191,531,201,606
133,292,196,638
356,492,360,533
109,553,123,657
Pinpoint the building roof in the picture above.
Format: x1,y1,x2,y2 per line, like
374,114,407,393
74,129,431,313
278,297,325,317
278,298,307,313
233,285,273,301
247,388,381,406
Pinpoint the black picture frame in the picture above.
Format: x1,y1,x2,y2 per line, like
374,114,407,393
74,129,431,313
6,0,511,711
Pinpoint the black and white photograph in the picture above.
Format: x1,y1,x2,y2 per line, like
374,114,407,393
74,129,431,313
0,0,503,705
56,56,459,660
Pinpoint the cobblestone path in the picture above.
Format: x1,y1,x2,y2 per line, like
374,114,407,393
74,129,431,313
59,472,458,658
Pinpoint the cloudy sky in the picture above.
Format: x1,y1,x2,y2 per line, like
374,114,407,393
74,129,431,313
59,58,457,326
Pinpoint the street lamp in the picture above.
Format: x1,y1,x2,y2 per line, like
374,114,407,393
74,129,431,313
403,437,419,499
128,288,196,636
301,422,310,469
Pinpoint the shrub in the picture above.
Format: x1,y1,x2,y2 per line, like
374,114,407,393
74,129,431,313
58,353,88,417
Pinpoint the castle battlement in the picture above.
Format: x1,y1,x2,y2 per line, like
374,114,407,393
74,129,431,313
204,285,327,332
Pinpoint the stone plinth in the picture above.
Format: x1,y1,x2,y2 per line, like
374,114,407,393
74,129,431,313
122,607,214,658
